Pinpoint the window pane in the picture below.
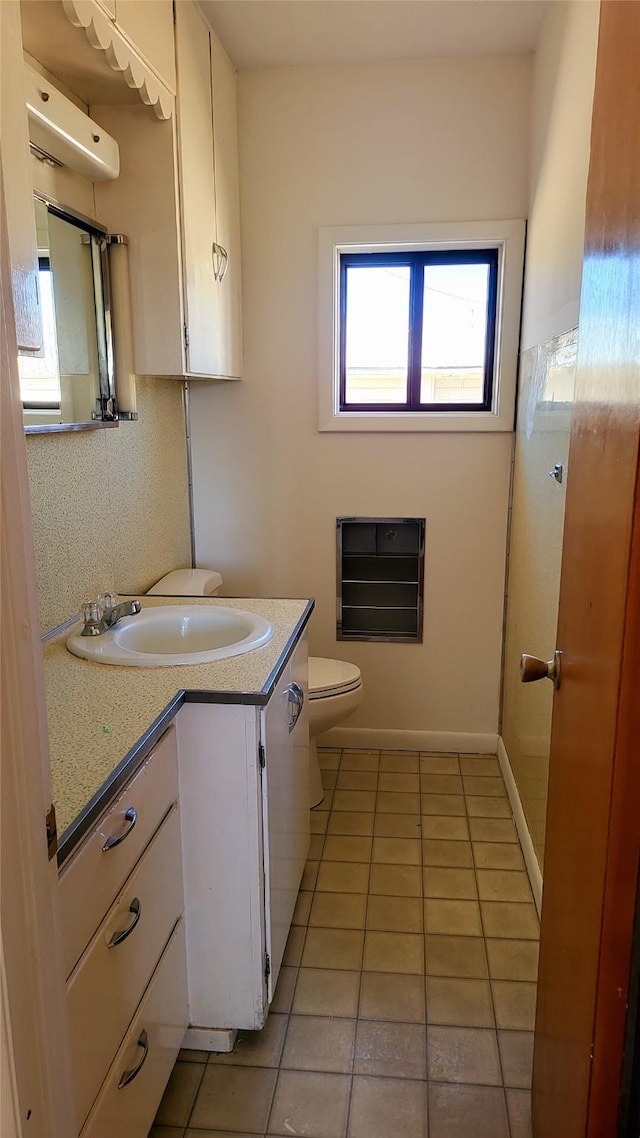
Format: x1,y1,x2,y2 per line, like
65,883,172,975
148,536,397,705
344,264,410,404
421,262,489,404
18,270,62,405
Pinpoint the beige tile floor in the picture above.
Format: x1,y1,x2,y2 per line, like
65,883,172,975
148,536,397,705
151,749,538,1138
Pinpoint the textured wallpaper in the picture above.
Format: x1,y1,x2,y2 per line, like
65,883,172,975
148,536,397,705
26,376,191,634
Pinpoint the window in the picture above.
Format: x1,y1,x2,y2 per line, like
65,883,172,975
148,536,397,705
319,220,525,433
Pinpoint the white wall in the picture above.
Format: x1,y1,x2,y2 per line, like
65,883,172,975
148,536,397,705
191,55,532,737
521,0,600,349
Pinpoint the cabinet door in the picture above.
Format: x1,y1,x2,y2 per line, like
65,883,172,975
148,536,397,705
114,1,176,90
210,33,243,379
174,0,220,377
1,0,42,353
261,637,310,999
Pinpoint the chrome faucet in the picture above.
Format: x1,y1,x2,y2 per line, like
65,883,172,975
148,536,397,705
81,593,142,636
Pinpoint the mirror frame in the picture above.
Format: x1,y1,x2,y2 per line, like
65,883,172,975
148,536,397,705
23,191,118,435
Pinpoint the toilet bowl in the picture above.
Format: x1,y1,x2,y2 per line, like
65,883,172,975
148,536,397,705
308,657,363,807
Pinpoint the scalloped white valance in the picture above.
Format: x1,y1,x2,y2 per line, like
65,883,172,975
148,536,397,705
61,0,173,121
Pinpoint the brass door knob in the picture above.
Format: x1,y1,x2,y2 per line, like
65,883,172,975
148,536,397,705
520,651,562,690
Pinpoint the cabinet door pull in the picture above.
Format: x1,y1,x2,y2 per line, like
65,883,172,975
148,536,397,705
212,242,220,280
108,897,142,948
286,682,304,732
102,806,137,851
118,1029,149,1089
218,245,229,282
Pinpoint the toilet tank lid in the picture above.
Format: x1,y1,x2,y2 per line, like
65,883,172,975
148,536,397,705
147,568,223,596
308,656,362,697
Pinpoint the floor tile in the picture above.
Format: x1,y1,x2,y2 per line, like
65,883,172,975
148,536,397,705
292,968,360,1018
468,817,518,843
421,815,469,841
292,890,313,925
359,972,426,1023
376,791,421,814
422,839,473,868
328,811,375,836
498,1030,534,1089
380,753,419,772
485,939,539,981
282,925,306,966
421,794,466,817
281,1015,356,1073
340,752,379,772
268,1070,350,1137
378,771,420,793
491,981,537,1030
428,1082,509,1138
374,813,422,838
426,976,494,1027
311,810,329,834
270,966,297,1014
310,891,367,930
372,836,421,865
211,1013,288,1068
425,935,488,978
424,899,482,937
369,863,422,897
178,1048,209,1063
506,1088,533,1138
190,1066,277,1132
481,902,539,941
333,789,376,812
363,931,424,974
472,842,525,871
301,860,319,890
462,775,506,797
420,774,463,795
423,867,477,900
316,861,370,894
466,796,512,819
459,756,501,777
309,834,326,860
154,1061,205,1126
149,1128,184,1138
322,769,338,790
318,750,341,770
476,870,532,903
420,754,460,774
354,1019,426,1079
322,835,373,863
348,1075,427,1138
336,770,378,791
427,1025,501,1085
302,927,364,970
322,791,334,810
366,895,423,933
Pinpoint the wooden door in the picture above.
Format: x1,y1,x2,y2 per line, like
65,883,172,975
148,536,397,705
532,3,640,1135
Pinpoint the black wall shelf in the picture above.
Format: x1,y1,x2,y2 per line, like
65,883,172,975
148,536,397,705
336,517,425,642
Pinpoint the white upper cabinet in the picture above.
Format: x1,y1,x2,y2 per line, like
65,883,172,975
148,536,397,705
113,0,176,92
210,32,243,380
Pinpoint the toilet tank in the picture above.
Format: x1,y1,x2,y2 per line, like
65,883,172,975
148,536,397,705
146,568,223,596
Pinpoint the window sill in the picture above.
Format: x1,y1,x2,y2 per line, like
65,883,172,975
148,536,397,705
319,409,514,433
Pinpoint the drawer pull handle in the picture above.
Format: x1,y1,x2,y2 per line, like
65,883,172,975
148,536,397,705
108,897,141,948
118,1028,149,1089
102,807,137,851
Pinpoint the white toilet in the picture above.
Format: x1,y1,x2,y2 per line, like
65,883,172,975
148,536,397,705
146,570,362,809
308,656,363,807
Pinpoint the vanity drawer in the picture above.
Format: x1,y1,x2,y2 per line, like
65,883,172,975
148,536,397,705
60,724,179,977
68,805,183,1130
80,917,188,1138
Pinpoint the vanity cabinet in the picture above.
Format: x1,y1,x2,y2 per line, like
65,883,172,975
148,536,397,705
93,0,242,380
59,724,188,1137
177,634,309,1037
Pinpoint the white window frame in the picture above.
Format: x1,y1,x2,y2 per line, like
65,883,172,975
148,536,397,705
318,219,525,432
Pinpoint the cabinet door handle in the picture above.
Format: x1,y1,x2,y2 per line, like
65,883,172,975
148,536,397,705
108,897,142,948
102,806,137,851
286,682,304,732
218,245,229,282
118,1029,149,1089
212,242,220,281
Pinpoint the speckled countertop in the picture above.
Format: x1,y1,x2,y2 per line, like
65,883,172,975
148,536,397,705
43,596,314,864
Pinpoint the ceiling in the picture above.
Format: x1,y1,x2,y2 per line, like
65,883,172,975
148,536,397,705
198,0,551,71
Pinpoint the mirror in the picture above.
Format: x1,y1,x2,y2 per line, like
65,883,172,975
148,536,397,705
20,194,116,433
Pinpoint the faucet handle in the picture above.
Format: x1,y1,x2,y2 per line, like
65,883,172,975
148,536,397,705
100,591,119,616
82,599,103,624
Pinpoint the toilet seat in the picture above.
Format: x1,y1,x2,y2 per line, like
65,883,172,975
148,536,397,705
308,657,362,700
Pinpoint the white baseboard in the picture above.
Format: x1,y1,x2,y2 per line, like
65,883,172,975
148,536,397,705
497,736,543,916
182,1026,237,1053
319,727,499,755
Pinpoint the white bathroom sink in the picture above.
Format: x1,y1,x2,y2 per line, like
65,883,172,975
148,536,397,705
66,605,273,667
